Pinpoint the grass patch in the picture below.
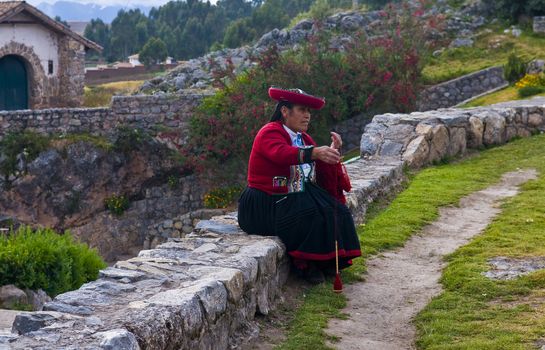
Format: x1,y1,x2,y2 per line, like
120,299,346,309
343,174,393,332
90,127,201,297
459,86,545,108
276,284,348,349
422,26,545,85
51,133,113,151
83,80,144,107
277,133,545,349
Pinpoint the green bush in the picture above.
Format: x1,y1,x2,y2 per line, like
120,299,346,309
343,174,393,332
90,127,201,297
518,85,545,97
0,131,50,184
504,53,528,84
0,226,106,296
104,194,130,215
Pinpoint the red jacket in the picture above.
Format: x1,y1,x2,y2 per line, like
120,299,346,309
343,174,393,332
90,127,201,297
247,121,350,203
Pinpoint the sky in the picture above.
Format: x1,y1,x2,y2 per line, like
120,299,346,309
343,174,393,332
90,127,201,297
25,0,209,7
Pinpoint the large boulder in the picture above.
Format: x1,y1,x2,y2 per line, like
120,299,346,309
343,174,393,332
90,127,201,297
0,285,27,309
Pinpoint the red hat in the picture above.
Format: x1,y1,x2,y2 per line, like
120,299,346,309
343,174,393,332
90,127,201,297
268,87,325,110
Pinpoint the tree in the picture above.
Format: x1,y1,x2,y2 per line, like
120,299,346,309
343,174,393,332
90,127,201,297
109,9,149,61
83,0,333,63
223,18,256,48
54,15,69,27
482,0,545,22
84,19,111,59
139,37,168,67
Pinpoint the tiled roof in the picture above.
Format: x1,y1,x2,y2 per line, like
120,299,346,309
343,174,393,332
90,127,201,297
0,1,102,52
0,1,24,19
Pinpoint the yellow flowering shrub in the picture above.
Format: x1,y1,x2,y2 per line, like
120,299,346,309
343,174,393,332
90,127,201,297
515,73,545,89
204,186,244,209
105,194,129,215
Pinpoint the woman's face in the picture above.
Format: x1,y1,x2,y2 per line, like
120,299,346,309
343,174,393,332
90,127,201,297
282,104,311,133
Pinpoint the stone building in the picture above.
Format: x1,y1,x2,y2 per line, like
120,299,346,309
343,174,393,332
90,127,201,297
0,1,101,110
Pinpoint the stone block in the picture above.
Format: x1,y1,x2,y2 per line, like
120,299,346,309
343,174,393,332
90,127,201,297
482,111,506,145
24,289,51,311
447,127,467,157
415,123,433,140
528,113,544,127
402,135,430,169
97,329,140,350
467,116,484,148
428,124,449,162
380,140,404,157
11,312,59,335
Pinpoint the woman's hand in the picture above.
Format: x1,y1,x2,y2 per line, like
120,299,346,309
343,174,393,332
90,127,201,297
330,132,342,151
311,146,341,164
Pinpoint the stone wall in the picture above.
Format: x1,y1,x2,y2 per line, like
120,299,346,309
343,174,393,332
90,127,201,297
333,113,371,152
7,219,291,349
57,38,86,107
361,103,545,170
417,66,508,111
68,175,208,262
0,91,211,149
144,208,227,249
111,92,210,146
0,107,111,137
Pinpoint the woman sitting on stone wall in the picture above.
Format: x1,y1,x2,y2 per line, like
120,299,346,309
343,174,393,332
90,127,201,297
238,87,361,284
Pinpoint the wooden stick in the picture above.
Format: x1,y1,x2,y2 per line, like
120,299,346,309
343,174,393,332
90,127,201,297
335,240,339,274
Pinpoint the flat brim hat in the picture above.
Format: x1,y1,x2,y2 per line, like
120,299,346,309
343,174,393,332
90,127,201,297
268,87,325,110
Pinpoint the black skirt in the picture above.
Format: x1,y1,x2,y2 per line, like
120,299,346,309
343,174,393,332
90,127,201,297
238,182,361,268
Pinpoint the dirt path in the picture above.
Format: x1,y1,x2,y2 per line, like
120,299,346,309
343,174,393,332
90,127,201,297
326,169,538,350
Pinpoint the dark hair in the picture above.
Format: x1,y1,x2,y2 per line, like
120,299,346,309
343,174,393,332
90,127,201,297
270,101,294,122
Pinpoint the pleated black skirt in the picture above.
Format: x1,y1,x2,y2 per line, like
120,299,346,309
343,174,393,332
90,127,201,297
238,182,361,268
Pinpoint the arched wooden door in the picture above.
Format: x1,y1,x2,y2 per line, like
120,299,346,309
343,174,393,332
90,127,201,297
0,55,28,110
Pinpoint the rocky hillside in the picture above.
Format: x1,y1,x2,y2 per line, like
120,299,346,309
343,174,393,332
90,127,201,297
0,134,204,261
138,0,490,95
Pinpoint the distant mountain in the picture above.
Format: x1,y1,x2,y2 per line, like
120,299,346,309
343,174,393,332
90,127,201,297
37,1,153,23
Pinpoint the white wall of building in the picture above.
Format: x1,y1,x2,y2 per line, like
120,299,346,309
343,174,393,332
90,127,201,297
0,18,59,76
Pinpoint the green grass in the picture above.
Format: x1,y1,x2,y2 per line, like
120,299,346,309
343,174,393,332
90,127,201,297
277,133,545,349
276,284,348,350
461,86,545,108
422,27,545,85
83,80,144,107
51,133,113,151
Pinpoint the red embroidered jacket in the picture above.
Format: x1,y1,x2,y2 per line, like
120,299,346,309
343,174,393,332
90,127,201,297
247,121,350,203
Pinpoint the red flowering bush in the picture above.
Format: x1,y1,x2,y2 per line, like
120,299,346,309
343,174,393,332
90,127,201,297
186,1,444,185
